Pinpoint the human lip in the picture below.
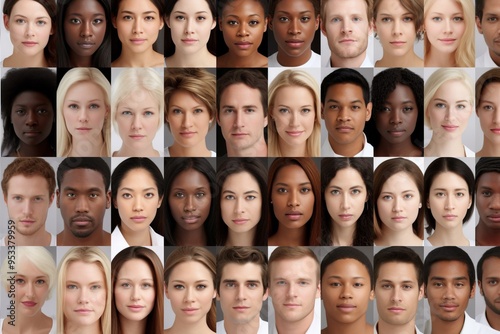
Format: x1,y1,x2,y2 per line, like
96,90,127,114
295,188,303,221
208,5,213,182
231,132,248,138
233,306,250,312
388,306,406,314
439,38,456,45
22,41,38,47
19,219,36,225
129,134,146,140
441,124,458,132
338,214,353,221
130,38,147,45
128,305,145,312
232,219,249,225
390,40,406,46
21,301,37,307
77,41,96,49
443,214,458,221
391,216,407,222
182,215,201,224
181,307,199,315
181,38,198,45
23,131,41,137
487,214,500,222
490,128,500,134
179,131,197,138
131,216,147,223
285,211,303,221
440,303,459,312
285,130,304,137
75,308,93,314
283,303,301,308
337,304,357,312
76,127,92,133
335,125,354,133
285,39,304,48
339,38,356,44
387,129,406,137
71,216,93,226
235,41,253,50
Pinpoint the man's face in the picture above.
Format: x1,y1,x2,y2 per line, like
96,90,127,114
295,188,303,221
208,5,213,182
4,175,54,237
476,172,500,230
479,257,500,316
375,262,423,327
269,257,320,324
425,260,474,323
476,0,500,60
57,169,110,238
218,262,268,325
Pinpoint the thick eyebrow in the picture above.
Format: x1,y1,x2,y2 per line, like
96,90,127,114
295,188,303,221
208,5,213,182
327,98,363,104
222,279,262,284
479,99,496,105
120,10,158,15
380,189,416,195
379,11,413,17
67,12,105,17
432,187,468,192
63,186,103,193
378,279,416,284
119,187,156,192
13,14,50,19
275,182,311,187
328,185,363,190
222,189,259,195
275,10,313,15
483,276,500,280
274,276,313,282
328,275,367,280
171,186,209,191
430,276,468,281
221,104,259,109
226,13,263,18
173,10,209,15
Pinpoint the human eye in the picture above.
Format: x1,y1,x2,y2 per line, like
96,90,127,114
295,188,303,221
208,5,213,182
434,192,445,197
331,17,341,23
330,189,340,195
351,105,361,110
142,283,153,289
300,16,311,22
276,280,286,286
173,284,185,290
402,284,413,290
245,195,257,200
278,16,289,22
89,193,99,199
486,16,499,22
453,16,464,22
456,104,466,110
301,108,311,114
37,108,48,115
353,282,364,287
36,20,47,26
298,280,309,286
223,108,234,114
381,17,392,22
351,189,361,195
69,18,81,24
487,279,499,286
14,109,26,116
35,279,46,285
224,194,236,200
175,15,185,21
353,17,362,22
174,192,185,198
12,195,22,201
89,103,100,110
402,16,413,22
456,192,465,197
121,282,131,288
330,282,341,287
144,110,154,116
196,192,206,198
248,282,258,288
122,192,132,199
225,282,235,288
402,106,414,113
381,283,392,289
67,284,78,290
482,191,492,197
121,110,133,116
227,20,238,26
432,16,442,22
193,108,204,114
145,192,155,199
328,104,339,110
245,108,255,113
68,103,79,110
197,15,207,21
300,187,311,193
171,108,183,115
144,15,155,21
15,278,25,284
15,18,26,24
90,284,101,290
93,18,104,25
433,281,443,287
196,284,207,290
276,187,288,193
455,282,465,288
403,193,413,199
34,196,44,202
381,106,391,112
482,104,494,111
278,108,289,113
66,192,76,198
122,15,133,21
435,103,446,109
382,195,393,200
249,20,259,26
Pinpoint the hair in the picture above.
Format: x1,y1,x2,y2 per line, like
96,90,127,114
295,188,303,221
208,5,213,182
424,158,475,234
321,0,373,22
1,246,56,298
57,68,111,157
111,247,163,334
424,68,474,129
367,68,424,149
1,68,57,157
424,0,475,67
476,158,500,193
477,246,500,282
374,246,423,287
269,0,320,17
1,158,56,196
216,246,268,294
476,0,486,20
268,158,321,246
268,70,321,157
164,158,216,246
57,157,111,190
216,158,268,246
57,247,111,334
111,158,164,235
218,0,268,17
56,0,111,67
217,69,268,117
164,246,216,331
321,68,371,106
320,158,373,246
3,0,57,66
164,68,216,130
423,246,475,287
269,246,319,281
373,0,424,40
476,68,500,109
373,158,424,239
321,247,374,289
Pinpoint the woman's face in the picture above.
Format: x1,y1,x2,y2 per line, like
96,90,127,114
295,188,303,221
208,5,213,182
166,89,213,149
477,82,500,145
377,171,421,234
113,0,164,54
167,0,216,55
63,81,108,143
63,0,107,60
272,86,316,150
166,260,216,323
63,261,107,327
4,0,53,58
169,169,211,232
220,171,262,234
219,0,267,57
427,80,472,140
376,84,418,145
114,259,156,322
115,168,162,233
325,167,367,229
271,164,315,229
424,0,465,56
428,172,471,229
12,258,50,318
11,91,54,147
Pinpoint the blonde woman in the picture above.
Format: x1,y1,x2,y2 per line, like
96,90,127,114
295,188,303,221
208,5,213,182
57,68,111,157
111,68,164,157
424,0,474,67
268,70,321,157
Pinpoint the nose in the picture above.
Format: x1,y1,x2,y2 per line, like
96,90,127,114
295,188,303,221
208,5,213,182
81,21,93,37
234,197,245,214
233,110,244,128
444,106,453,121
391,287,402,302
237,23,249,37
131,286,141,301
341,193,350,210
182,111,193,128
445,195,455,210
184,195,196,212
289,111,299,127
444,19,452,34
288,18,300,35
443,284,456,300
236,286,246,300
132,114,143,130
341,19,352,34
489,194,500,210
78,108,89,123
185,18,194,34
337,107,351,122
25,21,35,37
286,282,297,298
392,19,402,36
25,110,38,127
184,286,195,303
133,18,143,34
22,200,33,216
392,197,403,213
133,196,143,212
26,281,35,298
390,110,402,124
287,190,300,208
75,195,90,213
78,287,89,304
493,110,500,125
340,284,353,299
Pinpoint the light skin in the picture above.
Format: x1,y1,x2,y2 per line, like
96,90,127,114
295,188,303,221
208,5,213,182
476,0,500,66
476,173,500,246
476,82,500,157
478,257,500,331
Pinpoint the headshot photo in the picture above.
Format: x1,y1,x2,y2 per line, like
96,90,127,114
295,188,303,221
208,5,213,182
476,246,500,332
475,158,500,246
475,68,500,157
475,0,500,67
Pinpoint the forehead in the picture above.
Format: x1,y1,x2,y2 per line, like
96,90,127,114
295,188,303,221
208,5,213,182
61,168,106,190
428,260,469,279
274,164,309,183
326,83,365,101
221,83,263,103
481,257,500,278
477,172,500,188
66,0,106,14
324,0,368,17
377,261,418,281
7,174,50,192
270,256,317,277
324,258,371,278
221,262,263,281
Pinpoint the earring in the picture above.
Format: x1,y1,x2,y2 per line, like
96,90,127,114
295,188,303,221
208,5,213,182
418,203,422,209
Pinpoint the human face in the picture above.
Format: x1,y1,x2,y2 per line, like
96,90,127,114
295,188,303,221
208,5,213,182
166,89,212,149
321,0,371,61
168,169,211,232
57,169,111,238
115,89,160,154
428,172,471,230
271,165,315,229
476,0,500,61
324,167,367,228
3,0,53,58
63,81,108,143
218,83,267,154
11,91,54,148
476,173,500,230
11,259,50,318
63,0,107,61
321,258,374,325
269,0,320,65
269,257,320,324
477,83,500,145
5,175,54,238
427,80,472,140
221,172,262,234
115,168,162,234
63,261,107,327
377,172,421,234
272,86,316,152
374,0,417,58
219,0,267,57
425,260,474,324
167,0,216,55
478,257,500,316
375,84,418,145
375,262,423,327
114,259,156,322
424,0,465,56
218,262,268,325
166,261,216,324
112,0,164,54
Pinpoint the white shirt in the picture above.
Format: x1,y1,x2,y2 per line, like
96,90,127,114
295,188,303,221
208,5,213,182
374,322,423,334
0,317,56,334
321,134,373,157
424,312,499,334
465,145,475,157
477,311,500,332
217,318,268,334
268,51,321,67
1,233,56,246
164,148,216,157
476,51,500,67
325,53,373,68
111,226,163,258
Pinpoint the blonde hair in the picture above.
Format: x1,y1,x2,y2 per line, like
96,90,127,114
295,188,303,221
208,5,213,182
268,70,321,157
57,68,111,157
424,0,474,67
424,68,473,129
57,247,111,334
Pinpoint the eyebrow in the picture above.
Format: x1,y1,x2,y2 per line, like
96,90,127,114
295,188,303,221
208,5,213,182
430,276,468,281
328,185,363,190
277,104,313,108
381,189,416,194
119,187,156,192
378,279,416,284
275,10,313,15
226,13,263,18
66,280,104,285
13,14,49,19
170,104,204,109
63,186,103,192
327,98,363,104
222,189,259,195
67,99,102,103
171,186,208,191
222,279,262,284
429,12,463,16
432,187,468,192
433,98,469,104
171,279,209,283
222,104,260,109
173,10,209,15
120,10,158,15
379,12,413,16
479,99,496,105
275,182,311,187
328,275,367,280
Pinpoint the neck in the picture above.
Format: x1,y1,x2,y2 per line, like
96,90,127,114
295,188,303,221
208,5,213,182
429,223,468,246
425,49,456,67
275,311,314,334
226,228,256,246
272,224,308,246
276,48,312,67
329,51,366,68
5,310,50,333
169,47,215,67
227,138,267,157
69,53,93,67
376,138,420,157
329,134,364,157
331,222,355,246
116,48,158,67
120,224,151,246
65,320,101,334
324,317,371,334
4,50,48,67
224,315,260,334
17,140,53,157
377,319,416,334
425,137,464,157
476,221,500,246
169,315,213,334
222,50,262,67
377,50,421,67
11,228,50,246
485,308,500,331
120,315,147,334
58,228,108,246
278,140,307,157
174,226,207,246
376,226,422,246
430,313,464,334
169,142,210,157
116,145,158,157
70,136,106,157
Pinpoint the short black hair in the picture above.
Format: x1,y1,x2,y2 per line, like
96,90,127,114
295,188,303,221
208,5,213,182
321,247,374,289
423,246,475,287
321,68,370,106
477,246,500,282
476,0,485,20
374,246,423,287
476,158,500,192
57,157,111,191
